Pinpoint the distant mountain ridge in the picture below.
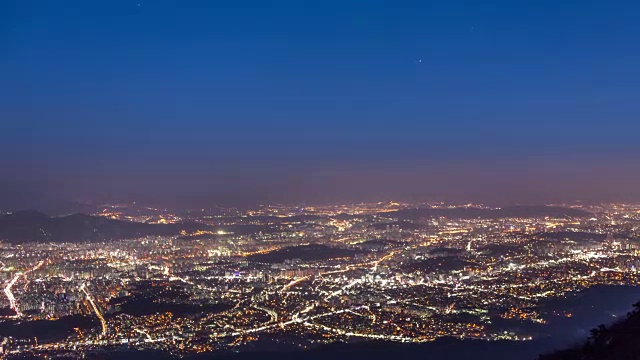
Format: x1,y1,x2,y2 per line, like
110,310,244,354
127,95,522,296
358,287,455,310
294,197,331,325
0,210,209,244
0,205,592,244
392,205,591,219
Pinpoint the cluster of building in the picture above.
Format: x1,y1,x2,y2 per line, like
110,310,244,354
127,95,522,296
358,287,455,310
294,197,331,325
0,202,639,358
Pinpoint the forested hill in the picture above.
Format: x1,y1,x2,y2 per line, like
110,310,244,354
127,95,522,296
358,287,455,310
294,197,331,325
539,301,640,360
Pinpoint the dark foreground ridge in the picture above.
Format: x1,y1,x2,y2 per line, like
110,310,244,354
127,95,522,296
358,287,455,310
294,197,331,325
540,301,640,360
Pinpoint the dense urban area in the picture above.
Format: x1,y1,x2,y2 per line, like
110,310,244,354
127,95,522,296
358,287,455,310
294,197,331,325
0,202,639,358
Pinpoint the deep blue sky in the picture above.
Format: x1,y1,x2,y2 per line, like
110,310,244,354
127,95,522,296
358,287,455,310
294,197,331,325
2,0,640,208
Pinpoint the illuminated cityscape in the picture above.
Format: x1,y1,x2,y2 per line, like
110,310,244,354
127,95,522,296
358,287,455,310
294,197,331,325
3,0,640,359
0,202,639,358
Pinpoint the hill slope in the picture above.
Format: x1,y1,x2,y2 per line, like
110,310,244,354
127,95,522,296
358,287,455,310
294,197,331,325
0,211,207,243
540,301,640,360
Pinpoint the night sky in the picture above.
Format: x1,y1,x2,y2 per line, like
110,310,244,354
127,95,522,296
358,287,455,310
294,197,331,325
2,0,640,208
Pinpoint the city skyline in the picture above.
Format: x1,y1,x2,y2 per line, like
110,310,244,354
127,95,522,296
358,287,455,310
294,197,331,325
0,201,639,359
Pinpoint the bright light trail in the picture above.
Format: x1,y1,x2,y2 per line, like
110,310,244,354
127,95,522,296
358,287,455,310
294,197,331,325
4,273,22,317
281,275,312,292
3,261,44,318
80,284,107,336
